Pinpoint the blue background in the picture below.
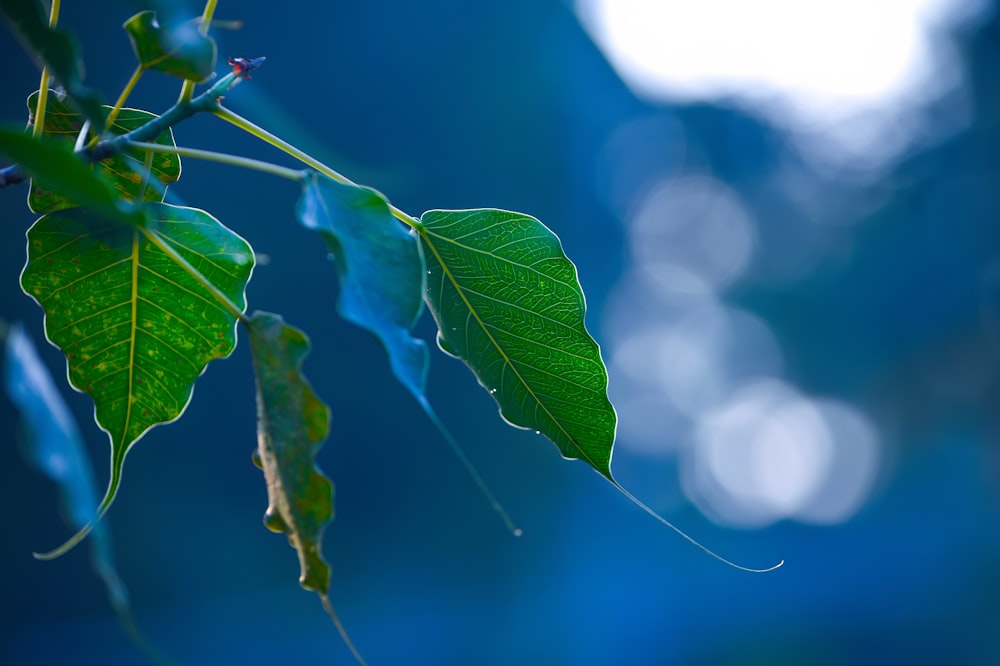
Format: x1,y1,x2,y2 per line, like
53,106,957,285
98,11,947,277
1,1,998,664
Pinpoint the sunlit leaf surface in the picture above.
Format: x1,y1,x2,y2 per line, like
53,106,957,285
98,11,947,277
21,204,254,553
418,209,617,478
26,91,180,212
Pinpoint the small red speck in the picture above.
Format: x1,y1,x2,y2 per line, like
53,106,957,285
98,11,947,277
71,286,76,291
67,353,74,360
142,409,150,416
47,259,52,264
71,258,79,264
136,378,143,384
152,287,158,292
217,332,224,338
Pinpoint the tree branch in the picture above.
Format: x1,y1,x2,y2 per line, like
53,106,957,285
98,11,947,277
0,69,244,189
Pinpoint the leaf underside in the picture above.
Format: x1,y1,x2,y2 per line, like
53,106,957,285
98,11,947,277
418,209,617,478
26,90,180,212
296,174,429,403
247,311,334,594
20,204,254,536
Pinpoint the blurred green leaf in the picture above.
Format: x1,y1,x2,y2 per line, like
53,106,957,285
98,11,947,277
0,126,144,225
0,0,106,128
124,10,216,81
26,91,180,213
296,174,429,404
247,311,334,593
418,209,617,478
21,204,254,556
3,323,133,632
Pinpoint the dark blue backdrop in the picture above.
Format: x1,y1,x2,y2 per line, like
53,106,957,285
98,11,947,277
1,1,998,664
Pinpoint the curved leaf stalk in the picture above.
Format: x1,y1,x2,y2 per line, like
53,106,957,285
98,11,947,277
615,485,784,573
320,594,367,666
136,146,155,198
212,106,421,230
420,401,522,537
131,141,305,181
31,75,49,137
101,64,144,137
30,0,59,138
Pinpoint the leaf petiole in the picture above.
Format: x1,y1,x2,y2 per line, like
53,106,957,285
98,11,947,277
213,107,421,230
99,64,145,142
30,0,60,139
177,0,218,103
130,141,306,181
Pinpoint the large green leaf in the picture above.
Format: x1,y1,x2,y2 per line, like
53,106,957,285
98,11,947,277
247,311,366,664
26,91,180,213
123,10,216,81
418,209,617,479
0,0,106,128
0,127,143,225
296,174,428,403
21,203,254,557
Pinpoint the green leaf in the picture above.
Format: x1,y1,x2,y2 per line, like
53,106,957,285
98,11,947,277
21,203,254,557
0,0,106,128
296,174,429,403
26,91,180,210
124,10,216,81
247,311,333,592
25,91,180,213
3,323,182,660
3,322,133,607
246,311,367,663
417,209,617,479
0,126,144,225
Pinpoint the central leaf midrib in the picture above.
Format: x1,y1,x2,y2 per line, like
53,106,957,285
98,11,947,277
421,229,600,470
123,229,140,447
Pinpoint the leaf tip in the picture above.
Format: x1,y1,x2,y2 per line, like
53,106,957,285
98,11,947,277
32,519,96,560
